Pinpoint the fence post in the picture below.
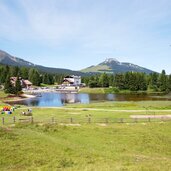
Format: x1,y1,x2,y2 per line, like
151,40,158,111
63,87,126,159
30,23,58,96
88,117,91,123
30,116,33,124
148,117,151,122
161,117,165,122
134,118,138,123
52,117,54,123
70,118,73,123
2,117,4,125
120,118,123,123
13,116,16,123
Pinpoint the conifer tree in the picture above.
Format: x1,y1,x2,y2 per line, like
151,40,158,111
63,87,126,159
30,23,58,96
99,73,109,87
15,76,22,95
114,73,125,89
4,75,16,94
168,75,171,91
28,69,41,86
21,67,29,79
158,70,168,91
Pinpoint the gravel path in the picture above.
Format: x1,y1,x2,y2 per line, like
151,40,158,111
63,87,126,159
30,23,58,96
19,106,171,112
130,115,171,118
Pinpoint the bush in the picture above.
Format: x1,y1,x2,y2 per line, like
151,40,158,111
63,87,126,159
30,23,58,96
105,87,120,93
88,81,99,88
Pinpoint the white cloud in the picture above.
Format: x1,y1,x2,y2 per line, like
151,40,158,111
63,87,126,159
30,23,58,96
1,0,171,48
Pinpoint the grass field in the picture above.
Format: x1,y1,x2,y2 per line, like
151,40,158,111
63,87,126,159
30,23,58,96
79,87,107,94
0,90,171,171
66,101,171,110
79,87,167,94
1,101,171,126
0,122,171,171
0,91,8,98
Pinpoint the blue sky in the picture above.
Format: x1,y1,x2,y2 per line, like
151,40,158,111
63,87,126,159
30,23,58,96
0,0,171,74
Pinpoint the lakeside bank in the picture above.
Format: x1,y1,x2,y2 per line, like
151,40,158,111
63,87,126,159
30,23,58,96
79,87,168,95
1,93,36,103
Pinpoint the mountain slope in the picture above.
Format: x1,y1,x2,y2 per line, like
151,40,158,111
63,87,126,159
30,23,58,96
0,50,155,75
0,50,85,75
0,50,35,67
81,58,155,74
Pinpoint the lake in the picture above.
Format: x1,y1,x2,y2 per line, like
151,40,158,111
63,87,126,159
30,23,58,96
9,92,171,107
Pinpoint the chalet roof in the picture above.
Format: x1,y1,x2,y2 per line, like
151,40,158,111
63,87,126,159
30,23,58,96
10,77,22,81
23,80,32,85
63,81,74,83
65,76,74,78
64,75,81,79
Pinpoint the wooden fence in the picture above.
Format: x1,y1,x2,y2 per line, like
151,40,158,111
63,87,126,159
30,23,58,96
1,116,171,125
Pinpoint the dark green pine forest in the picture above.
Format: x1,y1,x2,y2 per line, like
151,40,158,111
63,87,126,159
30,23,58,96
0,64,171,94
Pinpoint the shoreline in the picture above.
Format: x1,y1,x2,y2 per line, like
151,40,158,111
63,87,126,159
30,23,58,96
2,93,36,103
23,89,78,94
78,87,169,95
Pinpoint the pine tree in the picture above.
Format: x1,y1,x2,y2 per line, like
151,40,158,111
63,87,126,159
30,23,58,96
29,69,41,86
138,73,147,91
114,73,125,89
109,74,115,87
168,75,171,91
149,72,159,91
88,80,98,88
48,74,54,84
21,67,29,79
33,70,41,86
158,70,168,91
88,75,99,87
15,76,22,95
11,66,20,76
124,72,131,89
28,68,35,82
128,72,139,91
0,66,10,83
0,67,6,84
99,73,109,87
4,75,16,94
82,77,89,86
43,73,49,84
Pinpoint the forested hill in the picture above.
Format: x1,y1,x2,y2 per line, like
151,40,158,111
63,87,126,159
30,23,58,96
0,50,85,75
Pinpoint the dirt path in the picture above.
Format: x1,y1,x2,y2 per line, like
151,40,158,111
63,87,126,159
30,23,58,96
130,115,171,118
19,106,171,112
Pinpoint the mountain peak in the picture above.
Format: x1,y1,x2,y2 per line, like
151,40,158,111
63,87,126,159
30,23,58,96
104,58,119,63
82,57,155,74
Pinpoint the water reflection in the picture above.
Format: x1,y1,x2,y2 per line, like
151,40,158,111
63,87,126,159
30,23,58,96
61,94,78,103
9,92,171,107
107,94,115,101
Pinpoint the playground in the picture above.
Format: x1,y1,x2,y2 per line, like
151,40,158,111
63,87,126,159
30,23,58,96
1,106,16,115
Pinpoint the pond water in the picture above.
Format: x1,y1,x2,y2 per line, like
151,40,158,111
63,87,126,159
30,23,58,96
9,92,171,107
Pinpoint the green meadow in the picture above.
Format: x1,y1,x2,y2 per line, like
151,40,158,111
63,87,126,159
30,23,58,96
0,91,171,171
66,100,171,110
78,87,167,94
1,101,171,125
0,122,171,171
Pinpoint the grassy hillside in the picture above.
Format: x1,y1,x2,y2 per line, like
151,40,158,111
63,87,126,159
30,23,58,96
79,87,108,93
0,95,171,170
81,64,112,73
0,122,171,171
